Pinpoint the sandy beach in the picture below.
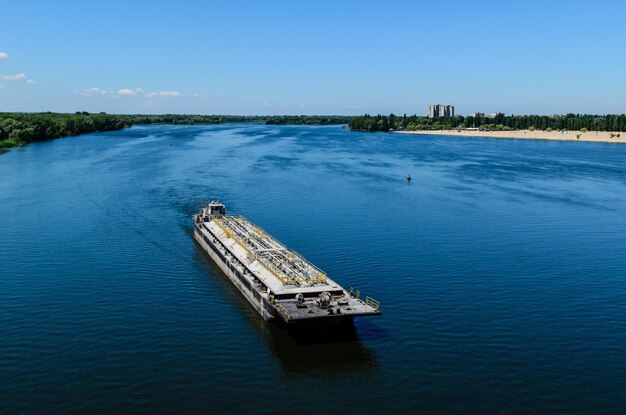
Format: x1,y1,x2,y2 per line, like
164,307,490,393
394,129,626,144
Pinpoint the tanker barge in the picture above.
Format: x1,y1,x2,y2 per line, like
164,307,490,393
193,202,381,330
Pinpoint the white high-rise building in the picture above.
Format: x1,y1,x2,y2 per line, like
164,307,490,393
428,104,455,118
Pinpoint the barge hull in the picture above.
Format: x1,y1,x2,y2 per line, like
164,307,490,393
194,226,277,322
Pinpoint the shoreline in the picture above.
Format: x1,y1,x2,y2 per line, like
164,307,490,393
393,129,626,144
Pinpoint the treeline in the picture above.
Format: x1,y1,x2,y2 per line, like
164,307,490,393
126,114,352,125
125,114,267,124
0,112,131,148
264,115,354,125
349,113,626,133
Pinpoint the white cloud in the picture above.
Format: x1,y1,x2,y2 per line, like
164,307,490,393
0,52,7,61
80,87,143,97
159,90,182,97
81,87,111,95
79,86,189,100
1,72,28,81
147,90,183,98
0,72,36,85
116,88,143,97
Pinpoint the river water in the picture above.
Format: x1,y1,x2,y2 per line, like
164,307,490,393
1,124,626,414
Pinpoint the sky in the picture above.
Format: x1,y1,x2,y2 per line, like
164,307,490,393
1,0,625,116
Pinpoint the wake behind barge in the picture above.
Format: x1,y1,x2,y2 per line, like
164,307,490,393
193,202,381,329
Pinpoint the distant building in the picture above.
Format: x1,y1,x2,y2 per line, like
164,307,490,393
428,105,436,118
488,112,503,119
470,112,485,117
428,104,455,118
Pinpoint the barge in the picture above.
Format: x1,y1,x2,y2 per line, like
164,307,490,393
193,201,381,330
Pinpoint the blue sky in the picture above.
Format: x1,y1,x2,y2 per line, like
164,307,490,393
1,0,625,115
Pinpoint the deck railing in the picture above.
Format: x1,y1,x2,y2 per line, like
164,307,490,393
365,296,380,311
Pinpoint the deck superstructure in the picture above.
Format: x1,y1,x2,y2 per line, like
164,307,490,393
193,201,381,329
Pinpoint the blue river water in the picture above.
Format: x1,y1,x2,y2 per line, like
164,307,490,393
1,124,626,414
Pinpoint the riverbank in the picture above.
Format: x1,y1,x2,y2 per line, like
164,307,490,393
394,129,626,144
0,113,355,151
0,112,131,151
